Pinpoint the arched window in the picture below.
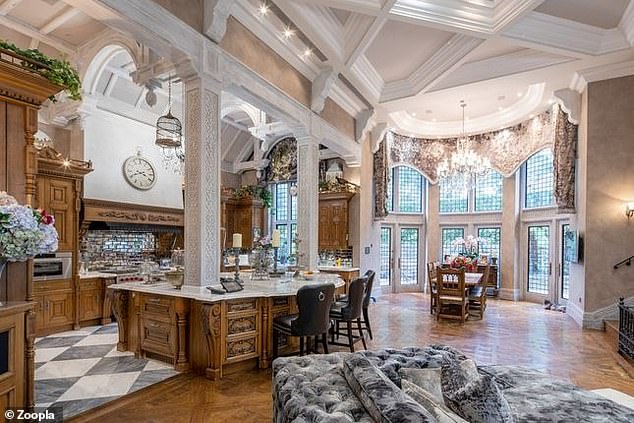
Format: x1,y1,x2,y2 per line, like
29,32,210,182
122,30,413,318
388,166,425,214
439,176,468,213
474,170,503,212
524,149,554,209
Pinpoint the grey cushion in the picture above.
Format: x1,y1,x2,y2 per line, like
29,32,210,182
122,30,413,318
440,358,480,394
342,354,437,423
445,373,514,423
401,379,469,423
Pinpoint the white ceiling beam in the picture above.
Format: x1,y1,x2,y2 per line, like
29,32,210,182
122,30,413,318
344,0,397,67
0,15,76,54
203,0,233,43
619,0,634,46
40,7,82,34
292,0,382,16
0,0,23,16
103,73,117,97
221,127,242,161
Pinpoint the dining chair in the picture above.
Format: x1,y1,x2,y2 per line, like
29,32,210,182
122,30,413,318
272,283,335,357
468,264,490,319
436,267,469,323
329,277,368,352
426,262,439,315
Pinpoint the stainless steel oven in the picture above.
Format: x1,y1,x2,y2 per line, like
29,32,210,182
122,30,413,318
33,252,73,281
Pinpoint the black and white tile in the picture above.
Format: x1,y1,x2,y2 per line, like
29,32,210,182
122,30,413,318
35,324,179,419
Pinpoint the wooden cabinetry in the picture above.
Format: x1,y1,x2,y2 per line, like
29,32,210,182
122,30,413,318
319,192,354,250
36,176,76,251
33,279,74,336
223,299,261,364
138,293,189,371
221,195,266,249
78,277,115,325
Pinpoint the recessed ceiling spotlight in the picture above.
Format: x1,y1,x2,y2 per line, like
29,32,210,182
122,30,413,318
411,112,417,117
283,26,295,39
548,98,555,105
517,91,523,97
529,114,535,118
258,3,269,15
302,48,312,58
432,118,437,122
498,106,503,111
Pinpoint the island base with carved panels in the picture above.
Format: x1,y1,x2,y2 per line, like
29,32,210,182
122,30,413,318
108,277,344,379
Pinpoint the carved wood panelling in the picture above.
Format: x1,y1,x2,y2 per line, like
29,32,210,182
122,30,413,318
83,198,184,227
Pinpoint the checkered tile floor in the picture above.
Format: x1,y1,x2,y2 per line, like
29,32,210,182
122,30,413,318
35,323,179,419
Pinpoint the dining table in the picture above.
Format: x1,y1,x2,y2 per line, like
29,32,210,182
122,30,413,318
465,272,483,286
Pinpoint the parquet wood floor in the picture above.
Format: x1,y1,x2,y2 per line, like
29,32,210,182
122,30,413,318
69,294,633,422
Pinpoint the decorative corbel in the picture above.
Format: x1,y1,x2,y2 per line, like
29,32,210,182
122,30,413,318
355,108,376,142
203,0,234,43
311,66,337,113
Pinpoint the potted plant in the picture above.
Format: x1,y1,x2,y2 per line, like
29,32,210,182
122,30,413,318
0,191,58,277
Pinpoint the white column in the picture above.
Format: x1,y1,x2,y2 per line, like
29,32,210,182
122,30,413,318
183,75,222,287
296,135,320,270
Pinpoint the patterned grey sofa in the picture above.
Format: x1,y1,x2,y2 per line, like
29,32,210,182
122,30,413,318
272,345,634,422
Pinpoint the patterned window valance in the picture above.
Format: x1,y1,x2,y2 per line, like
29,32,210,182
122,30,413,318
386,109,556,184
373,105,578,218
265,137,297,182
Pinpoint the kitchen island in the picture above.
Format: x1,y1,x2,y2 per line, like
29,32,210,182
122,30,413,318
107,275,344,380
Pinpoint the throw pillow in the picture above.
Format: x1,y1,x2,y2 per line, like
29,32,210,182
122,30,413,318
399,367,444,404
445,374,514,423
441,358,480,395
342,354,437,423
401,379,469,423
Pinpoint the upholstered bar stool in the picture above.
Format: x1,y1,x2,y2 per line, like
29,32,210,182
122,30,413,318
329,277,368,352
334,270,376,340
272,283,335,357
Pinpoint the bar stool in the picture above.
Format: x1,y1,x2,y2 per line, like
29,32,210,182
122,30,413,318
272,283,335,357
329,277,368,352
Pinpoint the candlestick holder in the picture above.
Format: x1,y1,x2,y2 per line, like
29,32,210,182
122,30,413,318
273,247,279,273
232,248,243,285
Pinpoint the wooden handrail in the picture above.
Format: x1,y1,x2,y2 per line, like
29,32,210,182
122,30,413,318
613,256,634,269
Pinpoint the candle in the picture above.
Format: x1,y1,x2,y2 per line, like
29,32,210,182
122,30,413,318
232,233,242,249
271,229,281,248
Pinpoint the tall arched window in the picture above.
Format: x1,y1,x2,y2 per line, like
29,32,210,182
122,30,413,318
523,149,554,209
388,166,425,213
474,170,503,212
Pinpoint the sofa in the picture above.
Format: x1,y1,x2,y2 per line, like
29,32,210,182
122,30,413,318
272,345,634,422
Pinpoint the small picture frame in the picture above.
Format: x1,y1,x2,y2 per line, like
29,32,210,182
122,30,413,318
220,278,244,293
480,254,489,265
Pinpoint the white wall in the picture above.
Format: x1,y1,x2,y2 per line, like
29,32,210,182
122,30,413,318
83,110,184,209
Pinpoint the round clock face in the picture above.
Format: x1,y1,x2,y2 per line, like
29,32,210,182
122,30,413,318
123,155,157,190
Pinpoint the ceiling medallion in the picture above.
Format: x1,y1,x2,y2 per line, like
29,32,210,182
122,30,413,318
155,75,184,175
436,101,491,192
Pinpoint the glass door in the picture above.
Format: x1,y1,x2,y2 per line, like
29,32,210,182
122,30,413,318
558,223,574,304
379,224,423,293
525,224,551,303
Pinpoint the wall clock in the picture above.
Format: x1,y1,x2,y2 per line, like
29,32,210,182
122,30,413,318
122,152,157,190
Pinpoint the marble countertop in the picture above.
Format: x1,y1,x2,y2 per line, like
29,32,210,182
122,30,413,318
107,275,345,303
317,266,360,272
79,271,118,279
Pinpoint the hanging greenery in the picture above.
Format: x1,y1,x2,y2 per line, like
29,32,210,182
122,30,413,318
233,185,273,208
0,40,82,102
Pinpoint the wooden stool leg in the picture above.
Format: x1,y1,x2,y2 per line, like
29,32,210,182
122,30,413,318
321,333,328,354
363,308,373,340
299,336,304,356
357,318,367,350
347,322,355,353
273,329,279,358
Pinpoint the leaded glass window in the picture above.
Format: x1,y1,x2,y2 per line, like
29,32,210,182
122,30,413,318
441,227,464,260
387,166,425,214
475,171,503,212
524,149,554,209
439,177,468,213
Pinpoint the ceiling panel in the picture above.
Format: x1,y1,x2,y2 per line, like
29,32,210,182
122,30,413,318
365,20,454,82
534,0,629,29
49,12,106,45
110,78,143,105
8,0,67,29
330,7,351,26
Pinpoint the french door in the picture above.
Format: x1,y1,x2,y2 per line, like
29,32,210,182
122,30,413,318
379,224,423,293
523,221,571,304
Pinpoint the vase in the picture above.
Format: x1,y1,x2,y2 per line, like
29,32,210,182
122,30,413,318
249,249,273,280
165,269,184,289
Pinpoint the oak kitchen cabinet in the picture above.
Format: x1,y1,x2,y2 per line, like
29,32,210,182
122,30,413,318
221,194,266,249
33,279,74,336
318,192,354,250
79,277,115,325
36,175,76,252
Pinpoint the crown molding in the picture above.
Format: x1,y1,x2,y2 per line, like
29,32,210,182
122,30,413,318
350,55,384,102
380,34,484,102
293,0,382,16
433,48,574,91
619,0,634,46
570,60,634,93
389,82,545,137
330,80,366,116
503,12,630,57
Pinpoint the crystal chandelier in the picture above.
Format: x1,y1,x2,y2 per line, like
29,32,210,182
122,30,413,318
437,101,490,191
155,76,184,175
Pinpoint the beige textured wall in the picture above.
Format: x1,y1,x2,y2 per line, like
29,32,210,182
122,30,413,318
320,97,356,140
358,136,381,275
426,184,440,263
151,0,203,32
221,171,241,188
500,175,520,300
582,75,634,312
220,18,311,108
38,123,74,158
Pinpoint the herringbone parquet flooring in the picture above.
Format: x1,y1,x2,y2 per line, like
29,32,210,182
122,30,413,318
69,294,633,422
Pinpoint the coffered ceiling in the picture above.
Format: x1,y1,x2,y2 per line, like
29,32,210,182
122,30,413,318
236,0,634,136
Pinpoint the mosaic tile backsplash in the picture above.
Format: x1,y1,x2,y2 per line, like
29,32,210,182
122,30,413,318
81,231,157,268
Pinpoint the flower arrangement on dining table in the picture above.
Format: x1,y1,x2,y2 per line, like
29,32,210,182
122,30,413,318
0,191,58,272
450,235,487,271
